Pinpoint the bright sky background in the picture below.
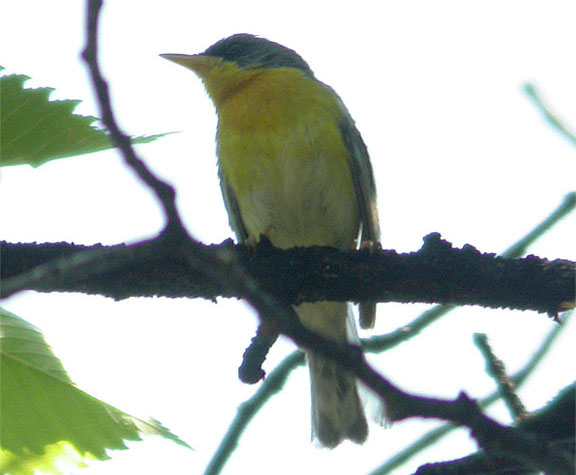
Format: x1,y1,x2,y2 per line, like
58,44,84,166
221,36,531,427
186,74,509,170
2,1,575,474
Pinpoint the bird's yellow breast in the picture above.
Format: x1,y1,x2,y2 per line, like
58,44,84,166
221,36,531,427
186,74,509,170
207,66,359,249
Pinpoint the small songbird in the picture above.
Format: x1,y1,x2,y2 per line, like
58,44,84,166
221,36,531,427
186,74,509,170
162,33,380,448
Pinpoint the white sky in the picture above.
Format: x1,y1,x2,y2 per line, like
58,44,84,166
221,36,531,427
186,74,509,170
1,1,575,474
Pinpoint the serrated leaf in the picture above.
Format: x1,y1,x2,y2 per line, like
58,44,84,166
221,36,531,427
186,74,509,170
0,308,192,474
0,70,167,167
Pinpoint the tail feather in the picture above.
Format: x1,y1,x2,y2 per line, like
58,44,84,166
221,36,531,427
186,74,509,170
308,353,368,447
297,302,368,448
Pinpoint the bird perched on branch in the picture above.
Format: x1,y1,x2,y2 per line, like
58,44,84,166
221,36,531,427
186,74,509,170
162,33,380,448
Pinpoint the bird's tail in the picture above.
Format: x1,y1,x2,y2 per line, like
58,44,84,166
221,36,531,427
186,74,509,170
297,302,368,448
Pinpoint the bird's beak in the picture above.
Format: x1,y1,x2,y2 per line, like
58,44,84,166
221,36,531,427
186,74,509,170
160,54,221,78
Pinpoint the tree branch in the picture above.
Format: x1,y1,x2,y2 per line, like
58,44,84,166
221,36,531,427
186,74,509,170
82,0,185,236
474,333,529,422
414,383,575,474
524,83,576,147
244,291,573,473
371,312,573,474
2,235,574,317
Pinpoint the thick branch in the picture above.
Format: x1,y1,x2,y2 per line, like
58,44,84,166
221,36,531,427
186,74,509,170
1,234,573,316
415,383,575,474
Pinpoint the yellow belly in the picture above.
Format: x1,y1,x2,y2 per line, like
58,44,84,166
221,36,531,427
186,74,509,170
216,69,359,249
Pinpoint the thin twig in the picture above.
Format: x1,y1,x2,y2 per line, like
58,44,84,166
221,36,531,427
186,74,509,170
82,0,184,236
369,311,572,475
205,352,304,475
502,192,575,258
473,333,529,421
524,83,576,147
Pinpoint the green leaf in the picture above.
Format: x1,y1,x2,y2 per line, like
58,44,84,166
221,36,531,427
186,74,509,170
0,308,191,474
0,68,167,167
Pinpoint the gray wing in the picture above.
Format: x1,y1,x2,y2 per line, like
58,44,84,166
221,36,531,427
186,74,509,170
339,117,380,245
221,176,249,244
339,114,381,329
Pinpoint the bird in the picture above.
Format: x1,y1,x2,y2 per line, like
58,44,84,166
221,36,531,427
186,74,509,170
161,33,380,448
